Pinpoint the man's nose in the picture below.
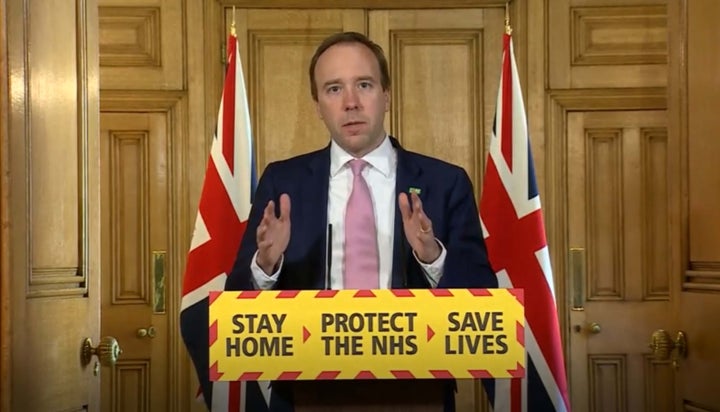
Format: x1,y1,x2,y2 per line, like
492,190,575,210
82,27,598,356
343,89,360,111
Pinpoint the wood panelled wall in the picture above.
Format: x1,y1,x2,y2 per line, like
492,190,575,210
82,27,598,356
75,0,718,410
670,1,720,409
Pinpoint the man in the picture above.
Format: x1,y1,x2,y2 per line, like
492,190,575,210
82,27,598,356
226,31,497,411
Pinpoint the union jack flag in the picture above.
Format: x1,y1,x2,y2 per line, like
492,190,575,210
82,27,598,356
180,33,270,411
479,32,571,412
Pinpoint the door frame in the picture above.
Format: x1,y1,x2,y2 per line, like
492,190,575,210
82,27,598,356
99,90,190,411
0,0,10,407
546,88,668,397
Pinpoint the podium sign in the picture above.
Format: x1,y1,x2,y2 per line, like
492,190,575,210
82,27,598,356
209,288,524,381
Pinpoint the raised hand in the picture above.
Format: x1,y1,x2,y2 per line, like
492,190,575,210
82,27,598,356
398,192,441,263
256,193,291,275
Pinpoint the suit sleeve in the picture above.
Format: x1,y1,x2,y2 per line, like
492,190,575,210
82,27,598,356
437,168,498,289
225,162,278,291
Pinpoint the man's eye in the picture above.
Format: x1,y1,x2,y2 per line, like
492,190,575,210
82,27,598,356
327,86,340,93
359,82,372,89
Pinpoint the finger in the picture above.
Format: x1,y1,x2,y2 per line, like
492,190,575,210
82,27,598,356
411,192,424,216
279,193,291,221
398,193,412,221
263,200,276,220
417,216,433,235
256,223,267,241
411,193,433,233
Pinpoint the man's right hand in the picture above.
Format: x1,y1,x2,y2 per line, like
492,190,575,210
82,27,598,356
256,193,291,275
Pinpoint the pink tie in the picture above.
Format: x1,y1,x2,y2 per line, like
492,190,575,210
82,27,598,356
343,159,379,289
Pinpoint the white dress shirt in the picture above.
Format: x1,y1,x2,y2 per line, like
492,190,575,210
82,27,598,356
250,136,446,289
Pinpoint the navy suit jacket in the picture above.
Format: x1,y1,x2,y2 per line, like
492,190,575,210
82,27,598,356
225,137,497,411
227,137,496,291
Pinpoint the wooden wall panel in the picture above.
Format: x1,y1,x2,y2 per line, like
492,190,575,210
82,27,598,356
673,1,720,409
228,9,365,171
99,7,161,67
548,0,667,89
391,30,482,184
370,8,503,194
687,5,720,266
571,6,666,66
99,0,184,90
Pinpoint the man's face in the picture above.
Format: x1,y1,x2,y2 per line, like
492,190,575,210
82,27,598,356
313,42,389,158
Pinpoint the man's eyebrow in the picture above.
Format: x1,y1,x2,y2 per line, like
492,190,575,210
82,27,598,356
321,78,342,89
356,76,377,83
321,76,377,89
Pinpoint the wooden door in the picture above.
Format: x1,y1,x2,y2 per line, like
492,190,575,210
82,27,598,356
100,112,170,411
369,9,503,410
2,0,103,410
97,0,189,409
567,110,672,412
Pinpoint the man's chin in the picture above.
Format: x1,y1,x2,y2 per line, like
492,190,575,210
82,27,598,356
334,136,370,156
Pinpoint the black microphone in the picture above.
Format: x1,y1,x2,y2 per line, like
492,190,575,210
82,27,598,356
400,236,408,288
325,224,333,290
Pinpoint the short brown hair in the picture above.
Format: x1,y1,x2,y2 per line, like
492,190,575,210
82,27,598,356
308,32,390,101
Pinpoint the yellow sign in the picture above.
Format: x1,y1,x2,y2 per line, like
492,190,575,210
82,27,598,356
209,288,524,381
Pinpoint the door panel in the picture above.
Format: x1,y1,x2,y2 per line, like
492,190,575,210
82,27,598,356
227,8,365,172
98,0,184,91
369,8,503,191
547,0,668,90
567,110,671,412
101,112,169,411
5,0,101,410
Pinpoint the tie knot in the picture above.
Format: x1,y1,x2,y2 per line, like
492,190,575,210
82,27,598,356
349,159,368,176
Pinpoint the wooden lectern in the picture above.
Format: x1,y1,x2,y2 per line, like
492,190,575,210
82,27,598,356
210,288,523,411
281,379,448,412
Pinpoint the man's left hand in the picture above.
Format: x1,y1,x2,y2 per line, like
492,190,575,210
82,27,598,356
398,192,441,263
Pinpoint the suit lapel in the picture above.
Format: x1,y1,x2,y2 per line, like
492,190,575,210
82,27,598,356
304,146,331,289
390,138,423,288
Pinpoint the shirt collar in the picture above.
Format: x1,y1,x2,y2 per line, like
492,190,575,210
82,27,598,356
330,135,395,177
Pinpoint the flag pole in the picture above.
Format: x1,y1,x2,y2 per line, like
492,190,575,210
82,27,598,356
505,1,513,35
231,6,237,36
